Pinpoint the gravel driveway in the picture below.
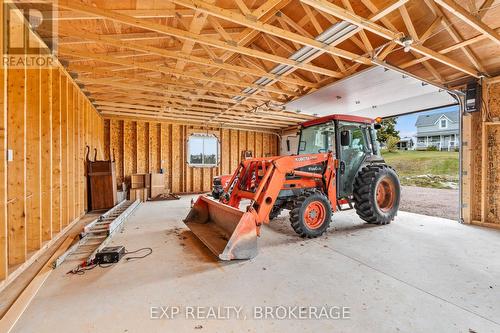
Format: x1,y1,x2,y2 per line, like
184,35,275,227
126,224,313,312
400,186,459,220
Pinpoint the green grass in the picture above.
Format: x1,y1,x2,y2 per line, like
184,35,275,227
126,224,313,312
381,150,459,189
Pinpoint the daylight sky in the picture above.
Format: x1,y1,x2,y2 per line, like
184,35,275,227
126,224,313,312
394,104,459,138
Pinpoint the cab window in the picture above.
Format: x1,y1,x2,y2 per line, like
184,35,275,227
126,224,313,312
298,122,335,155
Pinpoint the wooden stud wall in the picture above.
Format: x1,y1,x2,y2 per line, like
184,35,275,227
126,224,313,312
463,78,500,228
481,80,500,225
0,31,104,284
104,118,278,194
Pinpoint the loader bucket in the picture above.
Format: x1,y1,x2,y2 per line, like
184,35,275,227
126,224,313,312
183,196,258,260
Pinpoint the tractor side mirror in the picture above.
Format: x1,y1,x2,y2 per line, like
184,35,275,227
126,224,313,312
299,141,306,151
374,123,382,130
286,139,291,152
340,130,351,146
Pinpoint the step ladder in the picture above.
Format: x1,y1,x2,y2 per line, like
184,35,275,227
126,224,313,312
52,200,141,268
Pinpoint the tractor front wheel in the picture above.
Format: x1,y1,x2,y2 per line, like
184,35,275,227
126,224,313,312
353,165,400,225
289,191,332,238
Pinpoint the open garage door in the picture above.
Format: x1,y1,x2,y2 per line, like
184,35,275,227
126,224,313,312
284,65,463,222
285,66,458,119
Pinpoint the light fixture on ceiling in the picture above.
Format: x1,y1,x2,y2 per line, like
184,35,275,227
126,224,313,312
233,21,358,103
400,36,413,53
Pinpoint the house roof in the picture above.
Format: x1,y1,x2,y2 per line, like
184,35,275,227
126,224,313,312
398,137,414,143
415,111,459,127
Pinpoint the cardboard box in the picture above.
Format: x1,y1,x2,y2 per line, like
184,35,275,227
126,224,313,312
150,173,165,198
131,174,150,189
129,188,148,202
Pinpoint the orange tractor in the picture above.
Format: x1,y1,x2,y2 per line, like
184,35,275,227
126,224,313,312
184,114,401,260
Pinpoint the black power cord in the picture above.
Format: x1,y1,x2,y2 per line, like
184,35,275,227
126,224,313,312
67,247,153,275
124,247,153,261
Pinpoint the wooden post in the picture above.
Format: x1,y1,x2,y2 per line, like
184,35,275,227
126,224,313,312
74,89,79,217
51,69,62,234
0,1,8,280
7,66,27,265
480,123,487,223
461,114,472,223
40,69,52,242
60,75,68,227
481,81,488,223
67,84,74,222
26,66,42,251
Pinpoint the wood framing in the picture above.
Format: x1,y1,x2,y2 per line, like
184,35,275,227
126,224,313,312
1,0,499,289
104,118,279,193
0,9,105,286
434,0,500,46
17,0,494,126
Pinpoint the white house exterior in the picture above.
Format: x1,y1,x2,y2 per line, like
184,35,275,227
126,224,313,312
396,137,414,150
415,111,459,151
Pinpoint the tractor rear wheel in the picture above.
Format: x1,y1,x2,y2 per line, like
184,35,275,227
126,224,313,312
353,165,400,225
289,191,332,238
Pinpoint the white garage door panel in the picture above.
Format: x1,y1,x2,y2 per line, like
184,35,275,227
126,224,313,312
285,66,457,118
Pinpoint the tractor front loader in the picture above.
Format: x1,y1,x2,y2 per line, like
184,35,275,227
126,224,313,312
184,115,401,260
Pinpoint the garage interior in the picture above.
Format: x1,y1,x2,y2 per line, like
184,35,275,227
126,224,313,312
0,0,499,331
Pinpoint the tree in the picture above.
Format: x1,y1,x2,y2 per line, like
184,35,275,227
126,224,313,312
377,117,400,144
386,136,400,152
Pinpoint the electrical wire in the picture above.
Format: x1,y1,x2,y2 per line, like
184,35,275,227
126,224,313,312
345,1,497,73
67,247,153,275
124,247,153,261
67,262,98,275
477,2,500,13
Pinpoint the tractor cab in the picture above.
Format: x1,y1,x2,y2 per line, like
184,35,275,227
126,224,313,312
298,115,384,198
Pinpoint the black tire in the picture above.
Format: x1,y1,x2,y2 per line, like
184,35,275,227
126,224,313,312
269,205,283,220
353,165,400,225
212,190,220,200
289,190,332,238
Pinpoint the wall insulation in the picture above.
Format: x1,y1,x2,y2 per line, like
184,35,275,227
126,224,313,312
103,118,279,194
0,56,104,284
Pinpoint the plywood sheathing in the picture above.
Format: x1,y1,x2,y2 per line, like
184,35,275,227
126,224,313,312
0,18,105,289
484,81,500,224
104,119,278,194
465,79,500,227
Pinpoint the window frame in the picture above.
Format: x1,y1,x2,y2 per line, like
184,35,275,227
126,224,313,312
439,118,448,129
186,133,220,168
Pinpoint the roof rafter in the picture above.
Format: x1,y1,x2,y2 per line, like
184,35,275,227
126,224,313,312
301,0,480,78
171,0,372,66
54,0,341,78
434,0,500,46
424,0,487,74
59,48,295,98
59,29,314,88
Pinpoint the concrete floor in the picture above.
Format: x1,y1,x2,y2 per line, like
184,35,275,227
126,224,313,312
12,196,500,333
